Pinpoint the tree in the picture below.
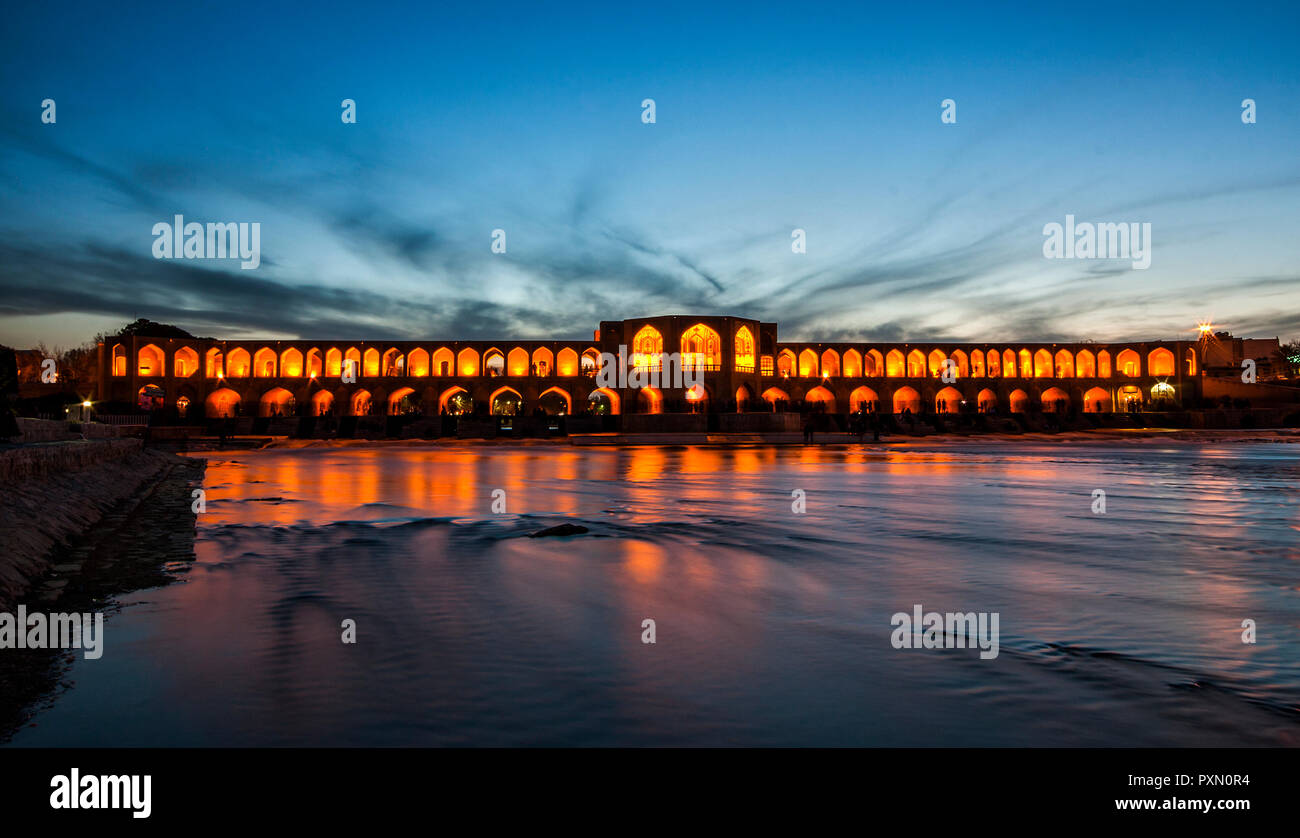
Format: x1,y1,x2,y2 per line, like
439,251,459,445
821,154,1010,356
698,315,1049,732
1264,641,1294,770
1276,340,1300,378
97,319,198,340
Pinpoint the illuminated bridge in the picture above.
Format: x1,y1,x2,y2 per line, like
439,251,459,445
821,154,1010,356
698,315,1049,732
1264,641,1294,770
95,314,1215,420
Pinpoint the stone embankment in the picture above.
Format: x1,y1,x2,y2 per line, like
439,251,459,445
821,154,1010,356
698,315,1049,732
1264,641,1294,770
0,420,191,608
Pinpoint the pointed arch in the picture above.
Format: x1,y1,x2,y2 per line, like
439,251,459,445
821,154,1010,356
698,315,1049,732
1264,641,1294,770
205,387,240,417
538,386,572,414
865,349,884,377
820,349,840,377
324,348,342,377
350,388,373,416
1003,349,1018,377
311,389,335,416
1041,386,1069,412
253,347,277,378
734,384,752,411
849,386,879,413
1033,348,1052,378
439,385,472,414
950,349,969,378
680,323,722,369
1084,386,1110,413
632,325,664,368
531,347,554,377
1018,349,1033,378
407,348,429,377
588,387,621,415
343,347,361,379
382,347,404,377
885,349,905,377
976,388,997,412
892,386,920,414
907,350,925,377
173,346,198,377
457,347,480,377
388,386,418,415
970,349,985,377
1009,388,1030,413
637,387,663,414
804,385,836,412
259,386,296,417
280,347,304,377
927,349,947,377
734,326,756,372
798,348,818,377
112,344,129,377
557,347,579,376
1075,349,1095,378
432,347,454,377
1147,347,1175,376
306,348,324,377
1098,350,1112,378
935,386,962,413
985,349,1000,378
842,349,862,378
777,349,797,377
1054,349,1074,378
1116,349,1140,377
226,347,250,377
505,347,528,377
137,344,165,377
761,386,790,410
204,347,223,378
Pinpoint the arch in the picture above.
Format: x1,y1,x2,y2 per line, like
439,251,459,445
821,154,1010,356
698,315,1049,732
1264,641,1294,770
1008,389,1030,413
1117,384,1142,411
580,348,600,377
343,347,361,379
279,347,303,377
950,349,969,378
439,385,473,415
311,389,335,416
350,388,373,416
820,349,840,377
637,387,663,414
1003,349,1017,377
306,348,323,378
680,323,722,369
325,348,342,377
1116,349,1140,377
760,354,774,376
849,386,879,413
557,347,579,376
1018,349,1033,378
1075,349,1095,378
252,347,277,378
892,386,920,414
976,388,997,412
927,349,947,378
112,344,128,377
407,348,429,377
361,348,379,377
865,349,884,377
970,349,985,377
985,349,1000,378
684,383,709,412
777,349,796,377
1053,349,1074,378
204,347,223,378
1033,349,1052,378
531,347,554,377
1040,386,1069,413
259,386,296,417
538,386,572,414
1185,347,1197,376
885,349,905,377
506,347,529,376
1098,350,1112,378
632,324,664,369
804,385,836,412
798,348,819,378
735,384,752,411
484,348,505,377
457,347,479,377
490,386,523,415
588,387,620,415
205,387,241,417
842,349,862,378
137,384,165,410
388,386,418,415
382,347,404,377
173,346,198,377
934,386,962,414
137,344,165,377
761,386,790,410
907,350,925,378
175,395,191,418
1083,386,1110,413
432,347,454,377
1147,347,1175,377
734,326,756,372
226,347,250,377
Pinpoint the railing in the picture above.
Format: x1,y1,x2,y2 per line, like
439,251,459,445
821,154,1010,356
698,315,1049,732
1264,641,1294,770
90,414,150,426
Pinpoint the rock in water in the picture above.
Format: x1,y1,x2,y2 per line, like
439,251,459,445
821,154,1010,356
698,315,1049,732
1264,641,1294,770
529,523,589,538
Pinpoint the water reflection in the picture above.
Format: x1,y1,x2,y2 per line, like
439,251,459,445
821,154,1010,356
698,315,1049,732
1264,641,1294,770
8,441,1299,747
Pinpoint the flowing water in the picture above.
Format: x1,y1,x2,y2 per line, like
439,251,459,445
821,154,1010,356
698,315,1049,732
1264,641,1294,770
8,440,1300,746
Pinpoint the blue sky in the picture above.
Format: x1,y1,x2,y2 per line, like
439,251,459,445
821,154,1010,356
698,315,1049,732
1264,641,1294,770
1,0,1297,349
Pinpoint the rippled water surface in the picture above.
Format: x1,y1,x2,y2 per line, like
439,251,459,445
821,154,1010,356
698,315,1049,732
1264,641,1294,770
11,441,1300,746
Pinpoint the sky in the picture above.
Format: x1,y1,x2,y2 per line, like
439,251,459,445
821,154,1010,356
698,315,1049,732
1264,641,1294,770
1,0,1297,350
